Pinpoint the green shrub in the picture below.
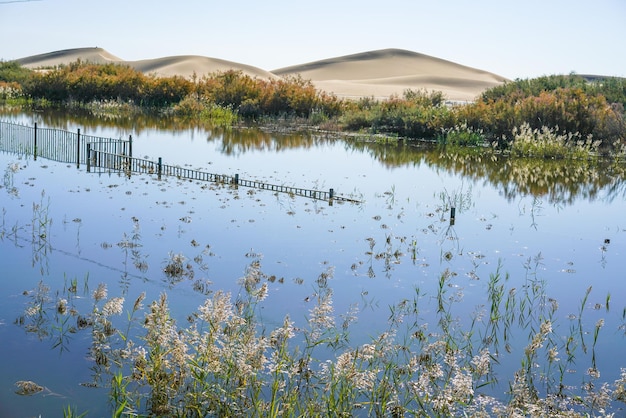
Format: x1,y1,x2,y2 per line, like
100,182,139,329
4,59,625,152
20,61,192,107
338,92,449,139
0,60,33,85
172,95,237,125
142,75,193,106
439,123,486,146
482,74,626,110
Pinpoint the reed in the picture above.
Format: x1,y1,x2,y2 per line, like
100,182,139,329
510,123,601,160
438,123,486,146
15,258,626,417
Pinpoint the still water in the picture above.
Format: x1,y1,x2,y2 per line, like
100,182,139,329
1,111,625,415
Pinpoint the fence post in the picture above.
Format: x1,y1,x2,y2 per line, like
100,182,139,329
126,135,132,179
234,173,239,185
86,144,91,172
157,157,162,180
329,188,334,199
33,122,38,160
76,128,81,169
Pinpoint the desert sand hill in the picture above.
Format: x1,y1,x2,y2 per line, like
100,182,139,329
17,47,123,67
128,55,277,80
273,49,509,101
17,47,275,80
16,47,509,101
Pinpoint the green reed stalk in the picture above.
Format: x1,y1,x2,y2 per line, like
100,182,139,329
62,405,88,418
578,286,592,354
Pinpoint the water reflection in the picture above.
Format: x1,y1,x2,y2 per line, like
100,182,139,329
428,150,626,205
356,142,626,205
2,107,213,134
218,128,328,155
4,109,624,206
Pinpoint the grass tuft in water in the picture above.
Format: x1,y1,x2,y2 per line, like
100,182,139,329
15,259,626,417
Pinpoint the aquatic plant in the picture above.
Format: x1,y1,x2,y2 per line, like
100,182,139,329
14,380,44,396
163,251,191,280
510,123,601,160
15,259,626,417
438,123,486,146
62,404,88,418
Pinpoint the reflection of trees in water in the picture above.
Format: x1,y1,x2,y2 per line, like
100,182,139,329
357,142,626,206
428,151,626,205
5,109,625,205
216,129,341,155
8,108,218,136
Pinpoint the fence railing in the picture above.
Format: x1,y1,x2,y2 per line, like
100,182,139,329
0,120,360,204
0,121,130,166
87,148,355,202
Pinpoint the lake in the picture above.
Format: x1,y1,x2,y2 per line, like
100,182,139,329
1,110,625,416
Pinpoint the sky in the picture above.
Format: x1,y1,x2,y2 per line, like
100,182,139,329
1,0,625,80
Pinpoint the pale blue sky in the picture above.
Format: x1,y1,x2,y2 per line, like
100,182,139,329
1,0,625,80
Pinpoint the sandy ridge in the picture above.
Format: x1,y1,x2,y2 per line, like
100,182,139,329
128,55,278,80
16,47,509,101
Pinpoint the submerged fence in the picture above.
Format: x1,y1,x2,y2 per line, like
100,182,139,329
0,120,359,204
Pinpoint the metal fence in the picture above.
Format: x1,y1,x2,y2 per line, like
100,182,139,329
0,121,33,155
0,120,129,165
87,148,359,203
0,120,360,204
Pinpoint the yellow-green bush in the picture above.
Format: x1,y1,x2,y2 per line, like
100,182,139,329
19,61,193,106
195,71,342,119
338,90,450,138
455,87,625,150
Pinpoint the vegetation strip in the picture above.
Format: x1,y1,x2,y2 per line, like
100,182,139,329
1,60,624,157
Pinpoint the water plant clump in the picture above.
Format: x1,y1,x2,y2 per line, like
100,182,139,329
510,123,601,160
16,261,626,417
163,252,188,278
438,123,487,147
14,380,44,396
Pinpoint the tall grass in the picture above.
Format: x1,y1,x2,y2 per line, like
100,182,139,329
16,259,626,417
510,123,601,160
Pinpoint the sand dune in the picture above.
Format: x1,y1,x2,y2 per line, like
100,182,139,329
128,55,277,80
273,49,509,101
16,47,508,101
17,47,123,67
17,47,275,80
